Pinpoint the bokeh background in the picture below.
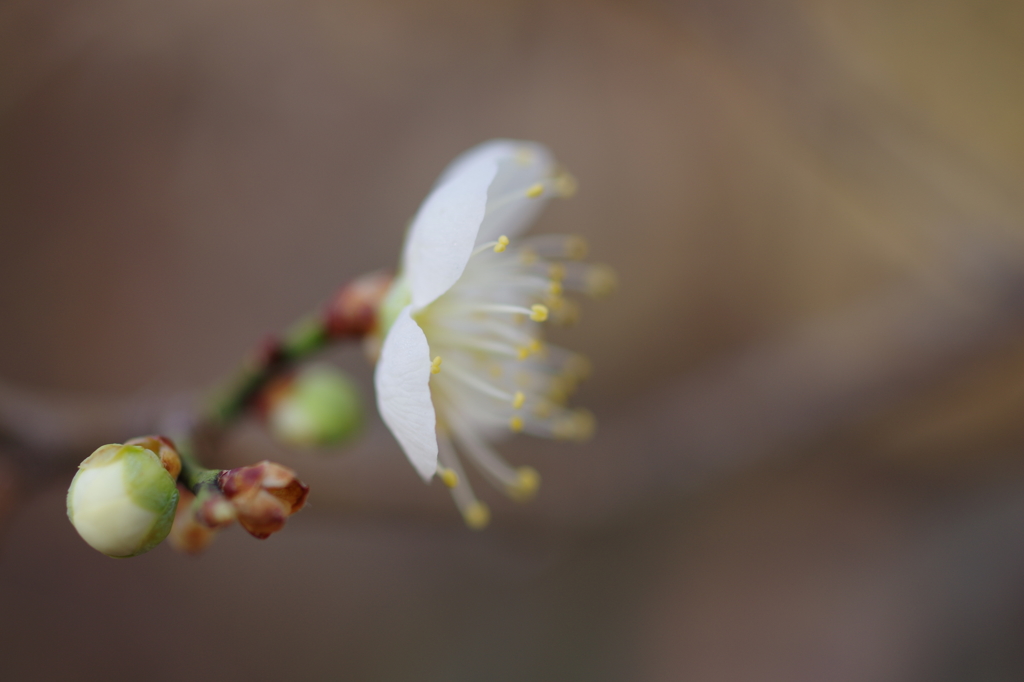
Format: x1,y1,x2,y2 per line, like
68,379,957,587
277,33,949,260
3,0,1024,679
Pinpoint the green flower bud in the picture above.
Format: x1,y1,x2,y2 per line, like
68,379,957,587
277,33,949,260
265,365,363,447
67,444,179,558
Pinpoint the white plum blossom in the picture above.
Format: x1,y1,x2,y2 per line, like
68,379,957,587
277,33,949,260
374,139,614,528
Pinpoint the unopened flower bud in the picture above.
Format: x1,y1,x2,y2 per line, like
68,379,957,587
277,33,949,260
263,365,363,447
325,270,392,338
219,461,308,539
67,444,179,558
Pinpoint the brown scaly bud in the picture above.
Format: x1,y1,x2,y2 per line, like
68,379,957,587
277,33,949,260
194,489,237,529
168,486,218,555
125,435,182,480
325,270,392,338
218,461,309,539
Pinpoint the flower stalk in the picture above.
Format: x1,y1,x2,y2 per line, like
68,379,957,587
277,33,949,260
207,272,391,427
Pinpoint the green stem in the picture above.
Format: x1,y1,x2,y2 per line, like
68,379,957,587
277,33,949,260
206,314,332,427
177,438,221,496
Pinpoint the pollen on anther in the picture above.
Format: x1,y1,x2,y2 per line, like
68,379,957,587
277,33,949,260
525,183,545,198
549,280,563,296
437,467,459,488
566,236,588,260
513,467,540,500
431,356,443,374
512,391,526,409
517,346,530,360
555,172,578,197
494,235,510,253
530,304,549,322
510,415,525,432
464,501,491,529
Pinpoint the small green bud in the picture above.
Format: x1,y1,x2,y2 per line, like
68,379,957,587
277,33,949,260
67,444,179,558
265,365,363,447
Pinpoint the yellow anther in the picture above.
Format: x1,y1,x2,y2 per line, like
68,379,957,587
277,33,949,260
525,183,545,198
528,339,543,354
508,466,541,502
529,304,549,322
549,298,580,326
494,235,510,253
565,235,588,260
512,391,526,409
437,467,459,488
549,263,566,281
510,415,525,433
554,172,578,197
517,346,530,360
554,409,596,441
586,265,617,298
430,356,443,374
549,280,563,296
463,501,491,530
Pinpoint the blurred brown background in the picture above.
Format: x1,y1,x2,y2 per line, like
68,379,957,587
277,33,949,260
3,0,1024,680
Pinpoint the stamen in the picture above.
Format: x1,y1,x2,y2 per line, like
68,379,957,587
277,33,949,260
509,467,541,501
512,391,525,409
429,333,522,358
519,235,588,260
510,415,525,432
525,183,545,198
533,401,554,419
442,361,516,402
464,501,491,529
474,303,548,322
549,280,563,296
471,236,510,257
586,264,617,297
437,429,488,529
565,236,588,260
431,356,443,374
552,409,596,441
446,407,532,498
554,171,578,197
436,466,459,488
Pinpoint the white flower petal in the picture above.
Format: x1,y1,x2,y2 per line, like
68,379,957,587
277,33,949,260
403,152,498,310
438,139,557,245
374,305,438,481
